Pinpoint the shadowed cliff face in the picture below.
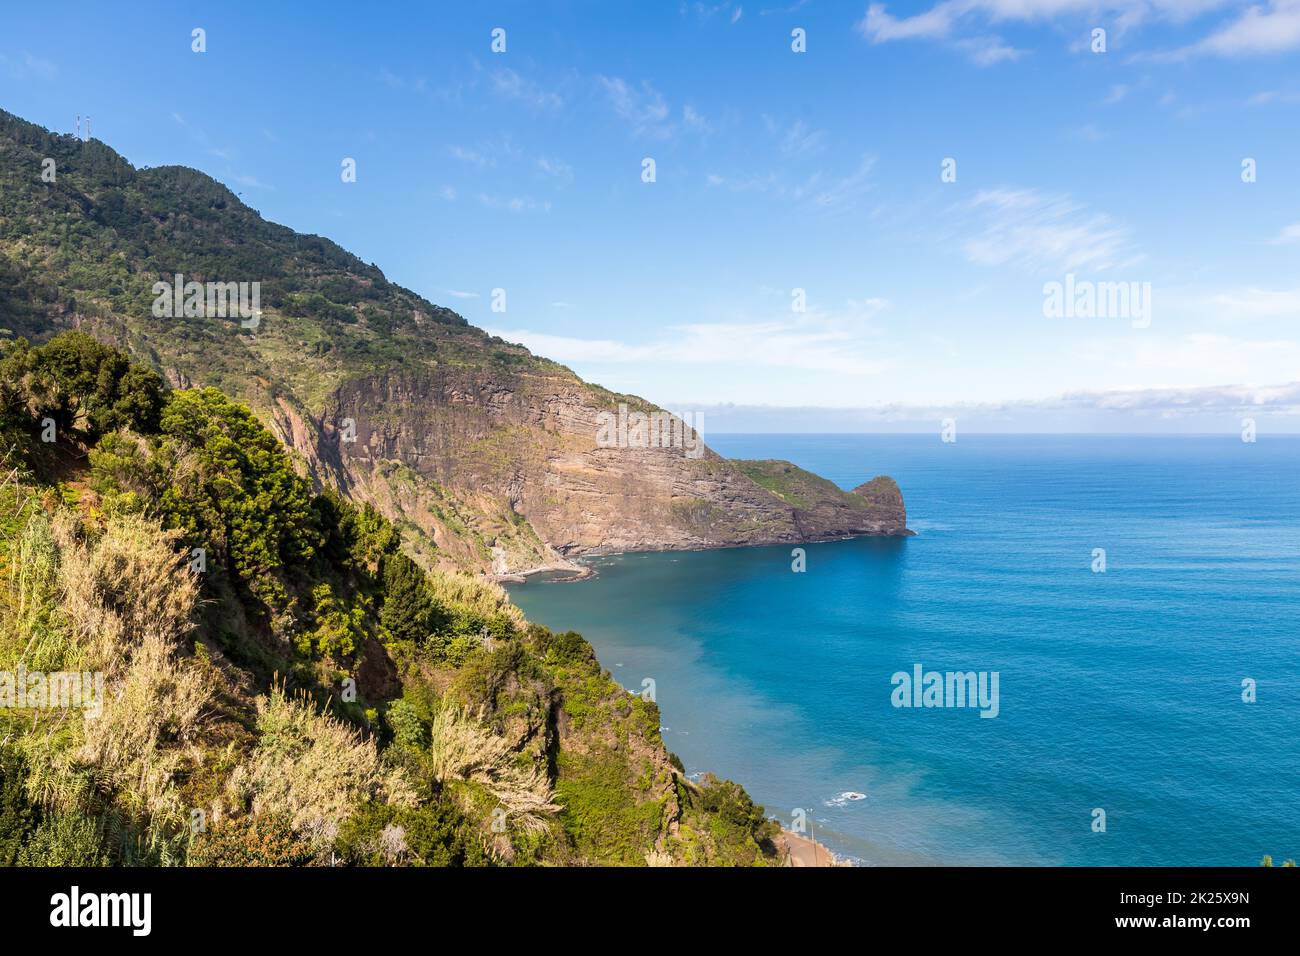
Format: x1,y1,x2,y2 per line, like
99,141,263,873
0,108,910,578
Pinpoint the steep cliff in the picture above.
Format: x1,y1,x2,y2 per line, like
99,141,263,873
0,108,909,579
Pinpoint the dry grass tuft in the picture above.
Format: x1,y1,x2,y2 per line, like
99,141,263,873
427,704,560,834
226,686,416,850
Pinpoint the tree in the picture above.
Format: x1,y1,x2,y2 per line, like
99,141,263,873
380,552,447,645
158,388,322,595
0,332,164,441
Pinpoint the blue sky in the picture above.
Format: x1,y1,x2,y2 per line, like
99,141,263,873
4,0,1300,432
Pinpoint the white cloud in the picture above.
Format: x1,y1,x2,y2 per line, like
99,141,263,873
598,76,671,134
478,194,552,213
1081,332,1300,385
683,104,712,133
686,379,1300,430
232,174,273,191
859,2,959,42
956,36,1027,65
447,290,479,299
806,156,877,213
957,188,1139,273
1269,222,1300,244
1211,287,1300,319
858,1,1247,63
489,303,895,376
448,144,493,167
1247,88,1300,105
490,68,564,109
705,156,877,214
766,117,826,156
597,76,714,139
1170,0,1300,57
1061,379,1300,412
536,155,574,183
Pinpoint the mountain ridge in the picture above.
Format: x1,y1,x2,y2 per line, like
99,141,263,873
0,107,908,580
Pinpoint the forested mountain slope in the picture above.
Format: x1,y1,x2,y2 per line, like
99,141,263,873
0,108,908,580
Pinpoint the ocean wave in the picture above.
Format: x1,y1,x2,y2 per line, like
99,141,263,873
824,791,868,807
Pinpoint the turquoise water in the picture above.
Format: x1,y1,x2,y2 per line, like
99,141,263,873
508,435,1300,866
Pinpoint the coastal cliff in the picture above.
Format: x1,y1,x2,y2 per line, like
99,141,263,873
0,106,902,868
0,108,910,582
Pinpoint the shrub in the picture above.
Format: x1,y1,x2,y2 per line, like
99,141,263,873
225,687,416,851
17,812,110,866
335,798,492,867
297,581,367,659
427,705,559,835
385,699,428,750
188,813,312,867
0,745,39,865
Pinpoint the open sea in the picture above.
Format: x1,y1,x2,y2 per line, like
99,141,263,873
507,434,1300,865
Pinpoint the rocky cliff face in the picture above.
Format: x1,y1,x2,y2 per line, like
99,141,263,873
280,366,913,576
0,109,910,579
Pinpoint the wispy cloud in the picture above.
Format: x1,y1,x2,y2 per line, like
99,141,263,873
1150,0,1300,60
489,301,895,376
448,144,494,167
956,188,1139,274
1247,89,1300,106
490,67,564,110
858,1,1246,63
536,155,574,183
478,193,552,213
707,155,876,215
764,116,826,156
683,104,712,133
1078,332,1300,385
1270,222,1300,244
688,379,1300,429
597,77,713,140
682,1,745,22
0,51,56,80
856,3,1029,65
597,76,673,137
232,174,273,192
1211,287,1300,319
1103,83,1130,104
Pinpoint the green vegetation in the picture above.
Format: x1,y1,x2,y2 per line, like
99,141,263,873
0,105,807,868
0,334,781,866
735,458,873,512
0,107,542,417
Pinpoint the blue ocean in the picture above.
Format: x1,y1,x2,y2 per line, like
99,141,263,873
507,435,1300,865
